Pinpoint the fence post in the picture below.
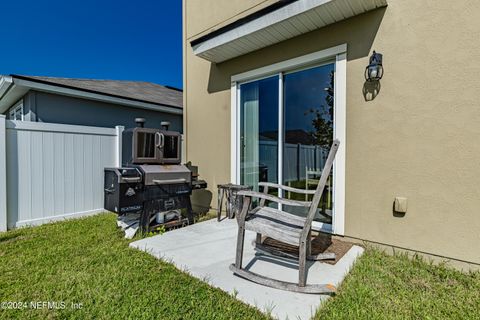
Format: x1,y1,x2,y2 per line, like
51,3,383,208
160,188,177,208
115,126,124,167
296,143,301,182
181,134,186,164
0,115,7,231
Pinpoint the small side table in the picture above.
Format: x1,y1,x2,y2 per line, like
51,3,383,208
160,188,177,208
217,183,252,221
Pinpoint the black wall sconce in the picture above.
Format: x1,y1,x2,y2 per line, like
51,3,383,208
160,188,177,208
364,51,384,82
363,50,383,101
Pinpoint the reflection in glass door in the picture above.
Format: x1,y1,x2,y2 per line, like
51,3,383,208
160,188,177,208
240,76,279,192
283,63,335,224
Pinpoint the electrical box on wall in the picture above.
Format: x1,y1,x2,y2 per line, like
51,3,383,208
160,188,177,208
394,197,408,213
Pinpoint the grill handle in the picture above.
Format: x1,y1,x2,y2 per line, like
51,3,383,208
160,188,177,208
122,177,141,183
155,132,164,149
153,178,187,185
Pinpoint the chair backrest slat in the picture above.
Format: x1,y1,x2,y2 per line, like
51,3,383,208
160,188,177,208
301,140,340,238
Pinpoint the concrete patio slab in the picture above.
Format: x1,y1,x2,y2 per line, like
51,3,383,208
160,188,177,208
130,218,363,320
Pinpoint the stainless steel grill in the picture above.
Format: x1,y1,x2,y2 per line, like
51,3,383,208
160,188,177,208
104,119,206,235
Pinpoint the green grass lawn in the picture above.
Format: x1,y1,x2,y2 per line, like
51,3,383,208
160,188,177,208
0,214,267,320
317,250,480,319
0,214,479,319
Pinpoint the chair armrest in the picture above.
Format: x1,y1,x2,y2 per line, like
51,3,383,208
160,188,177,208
237,196,251,223
236,190,311,207
258,182,316,195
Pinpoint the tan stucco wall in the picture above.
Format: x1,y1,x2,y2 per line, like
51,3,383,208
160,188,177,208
185,0,279,39
183,0,480,264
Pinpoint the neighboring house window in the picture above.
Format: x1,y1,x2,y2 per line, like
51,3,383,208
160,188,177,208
8,101,24,121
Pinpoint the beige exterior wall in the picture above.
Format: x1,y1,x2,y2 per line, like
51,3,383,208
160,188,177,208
185,0,278,39
183,0,480,264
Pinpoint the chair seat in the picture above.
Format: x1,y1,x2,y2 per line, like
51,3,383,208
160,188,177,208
244,207,305,246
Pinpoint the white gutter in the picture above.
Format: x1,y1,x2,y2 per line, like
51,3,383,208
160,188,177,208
0,76,13,100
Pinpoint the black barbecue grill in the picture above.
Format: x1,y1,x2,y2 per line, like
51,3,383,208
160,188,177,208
104,119,207,233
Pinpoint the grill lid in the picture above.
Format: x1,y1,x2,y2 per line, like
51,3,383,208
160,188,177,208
138,164,191,185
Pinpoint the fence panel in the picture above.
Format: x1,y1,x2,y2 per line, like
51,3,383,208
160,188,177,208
259,141,328,184
258,140,278,182
4,120,119,229
0,116,6,231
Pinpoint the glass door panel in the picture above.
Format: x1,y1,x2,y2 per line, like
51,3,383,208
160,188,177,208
282,63,335,223
240,76,279,196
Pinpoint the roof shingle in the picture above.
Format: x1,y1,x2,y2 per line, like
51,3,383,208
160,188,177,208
12,75,182,109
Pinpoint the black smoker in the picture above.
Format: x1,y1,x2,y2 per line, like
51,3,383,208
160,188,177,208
104,118,207,232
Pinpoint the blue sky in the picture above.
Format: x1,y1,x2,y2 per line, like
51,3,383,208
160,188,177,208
1,0,182,88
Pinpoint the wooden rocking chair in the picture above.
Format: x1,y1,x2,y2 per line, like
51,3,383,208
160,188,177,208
229,140,340,294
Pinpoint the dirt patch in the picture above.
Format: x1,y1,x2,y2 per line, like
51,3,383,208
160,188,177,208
0,234,30,245
262,232,356,265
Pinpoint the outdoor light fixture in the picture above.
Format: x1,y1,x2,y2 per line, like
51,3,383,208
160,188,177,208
365,51,383,81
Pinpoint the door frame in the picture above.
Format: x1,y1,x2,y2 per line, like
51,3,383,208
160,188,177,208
230,44,347,235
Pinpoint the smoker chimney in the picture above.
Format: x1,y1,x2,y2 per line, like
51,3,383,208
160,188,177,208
161,121,170,131
135,118,146,128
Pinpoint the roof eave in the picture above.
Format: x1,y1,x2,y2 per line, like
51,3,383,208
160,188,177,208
0,76,183,115
191,0,388,63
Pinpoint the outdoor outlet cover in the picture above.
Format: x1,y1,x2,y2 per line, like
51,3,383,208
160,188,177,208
394,197,408,213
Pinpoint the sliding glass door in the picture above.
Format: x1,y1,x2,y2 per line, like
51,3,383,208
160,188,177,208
239,62,335,229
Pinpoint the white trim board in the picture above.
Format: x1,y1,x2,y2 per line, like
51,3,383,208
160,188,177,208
13,209,106,229
230,82,238,184
230,44,347,235
332,51,347,236
5,119,118,136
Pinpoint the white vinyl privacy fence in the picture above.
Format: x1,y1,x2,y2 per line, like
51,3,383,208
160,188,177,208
282,143,328,182
0,115,123,231
258,140,328,183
